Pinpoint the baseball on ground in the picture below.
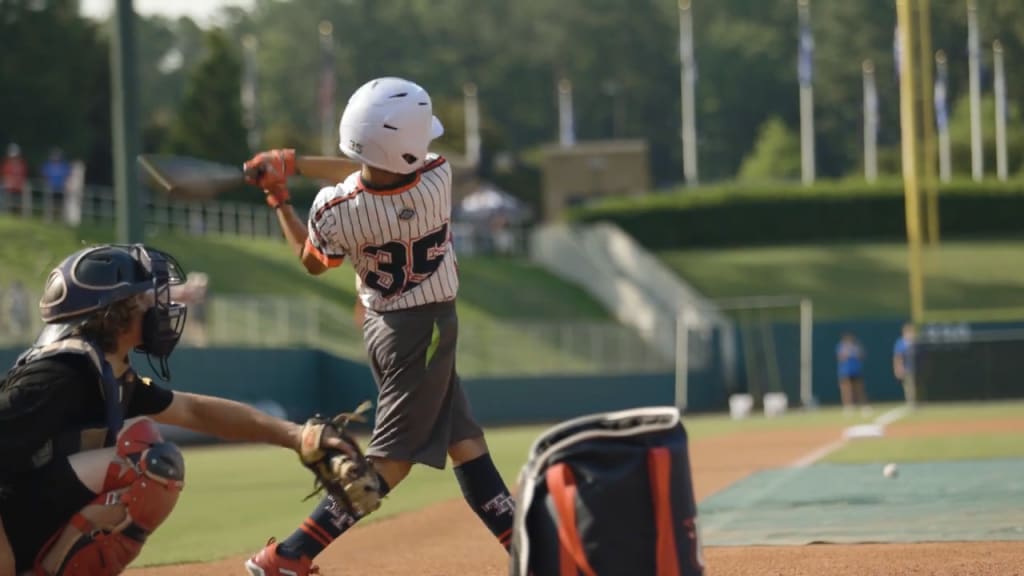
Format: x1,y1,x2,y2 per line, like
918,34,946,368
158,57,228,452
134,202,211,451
883,463,899,478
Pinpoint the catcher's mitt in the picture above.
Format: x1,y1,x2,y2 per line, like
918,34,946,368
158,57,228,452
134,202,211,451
298,400,382,517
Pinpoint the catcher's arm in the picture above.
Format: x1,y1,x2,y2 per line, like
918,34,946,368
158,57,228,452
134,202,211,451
154,392,354,458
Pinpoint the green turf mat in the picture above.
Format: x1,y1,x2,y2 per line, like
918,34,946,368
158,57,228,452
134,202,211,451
698,459,1024,546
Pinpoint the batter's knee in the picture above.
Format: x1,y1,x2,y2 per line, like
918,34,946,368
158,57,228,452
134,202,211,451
367,457,410,492
448,436,488,466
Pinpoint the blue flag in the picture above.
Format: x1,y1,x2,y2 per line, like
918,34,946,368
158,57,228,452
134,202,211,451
893,26,902,81
798,19,814,86
935,60,949,131
867,74,879,137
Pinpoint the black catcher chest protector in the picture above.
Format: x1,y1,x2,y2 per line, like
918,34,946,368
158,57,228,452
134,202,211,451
2,338,140,468
510,407,705,576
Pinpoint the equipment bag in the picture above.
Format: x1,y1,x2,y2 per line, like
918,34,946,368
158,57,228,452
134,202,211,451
509,407,704,576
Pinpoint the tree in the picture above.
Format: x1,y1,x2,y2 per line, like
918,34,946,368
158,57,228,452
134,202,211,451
737,117,802,182
165,29,250,163
948,94,1024,177
0,1,111,182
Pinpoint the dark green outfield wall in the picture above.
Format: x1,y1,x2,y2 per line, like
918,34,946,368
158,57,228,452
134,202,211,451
0,347,681,427
2,318,1017,428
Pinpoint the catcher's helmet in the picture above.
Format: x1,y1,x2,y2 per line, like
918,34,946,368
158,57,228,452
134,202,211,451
37,244,188,380
338,77,445,175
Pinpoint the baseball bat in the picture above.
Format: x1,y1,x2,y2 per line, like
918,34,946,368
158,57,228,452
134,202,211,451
137,154,359,200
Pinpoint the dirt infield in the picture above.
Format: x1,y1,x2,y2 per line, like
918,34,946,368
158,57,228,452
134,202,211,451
129,420,1023,576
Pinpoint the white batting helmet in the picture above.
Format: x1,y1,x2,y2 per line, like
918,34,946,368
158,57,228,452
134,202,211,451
338,77,444,175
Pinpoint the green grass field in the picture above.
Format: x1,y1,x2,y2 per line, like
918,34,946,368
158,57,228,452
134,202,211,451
659,240,1024,320
824,401,1024,464
824,434,1024,464
132,402,1024,567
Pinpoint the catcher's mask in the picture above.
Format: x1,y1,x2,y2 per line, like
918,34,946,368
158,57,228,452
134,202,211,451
37,243,188,380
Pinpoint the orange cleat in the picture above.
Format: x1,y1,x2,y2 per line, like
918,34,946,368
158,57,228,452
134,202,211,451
244,538,320,576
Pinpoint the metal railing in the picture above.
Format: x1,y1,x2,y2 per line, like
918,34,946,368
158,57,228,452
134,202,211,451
2,182,528,256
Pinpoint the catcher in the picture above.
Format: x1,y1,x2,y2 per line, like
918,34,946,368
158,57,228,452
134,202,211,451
0,244,360,576
243,77,516,575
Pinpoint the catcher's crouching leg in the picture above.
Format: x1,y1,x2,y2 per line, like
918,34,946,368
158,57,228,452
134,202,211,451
34,419,185,576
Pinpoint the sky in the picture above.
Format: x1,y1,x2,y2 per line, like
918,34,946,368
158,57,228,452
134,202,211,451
80,0,255,25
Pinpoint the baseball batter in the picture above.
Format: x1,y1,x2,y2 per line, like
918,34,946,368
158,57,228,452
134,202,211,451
243,77,515,575
0,244,354,575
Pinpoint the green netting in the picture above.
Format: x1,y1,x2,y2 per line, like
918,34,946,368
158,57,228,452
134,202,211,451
698,459,1024,546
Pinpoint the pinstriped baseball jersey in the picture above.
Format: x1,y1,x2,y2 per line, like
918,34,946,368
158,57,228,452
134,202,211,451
305,153,458,312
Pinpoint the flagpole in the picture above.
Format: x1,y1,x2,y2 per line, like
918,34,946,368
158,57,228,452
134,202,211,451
463,82,481,169
112,0,143,243
241,34,259,153
967,0,983,181
994,40,1008,182
917,0,939,246
797,0,815,186
935,50,952,183
318,21,336,157
679,0,698,186
863,60,878,183
558,78,575,148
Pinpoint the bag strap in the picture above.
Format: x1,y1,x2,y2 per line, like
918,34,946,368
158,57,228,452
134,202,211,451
648,447,681,576
546,463,598,576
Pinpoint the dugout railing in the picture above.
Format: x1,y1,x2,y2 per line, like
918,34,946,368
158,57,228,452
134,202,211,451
2,182,530,257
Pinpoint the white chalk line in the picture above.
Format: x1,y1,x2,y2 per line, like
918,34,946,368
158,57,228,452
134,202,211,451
699,405,912,535
791,404,912,468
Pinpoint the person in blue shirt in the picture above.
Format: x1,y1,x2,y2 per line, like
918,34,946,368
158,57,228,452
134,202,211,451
836,332,869,415
41,148,71,222
893,323,917,406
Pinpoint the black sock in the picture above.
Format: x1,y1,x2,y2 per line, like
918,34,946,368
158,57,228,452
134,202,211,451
277,473,392,560
276,495,358,560
454,452,515,551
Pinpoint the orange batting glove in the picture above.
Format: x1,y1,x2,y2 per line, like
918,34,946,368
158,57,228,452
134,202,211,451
243,149,296,208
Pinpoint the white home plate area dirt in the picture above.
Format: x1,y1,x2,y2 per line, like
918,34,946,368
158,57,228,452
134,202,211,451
129,422,1024,575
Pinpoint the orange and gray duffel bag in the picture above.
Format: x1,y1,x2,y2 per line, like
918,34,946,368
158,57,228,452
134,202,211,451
509,407,705,576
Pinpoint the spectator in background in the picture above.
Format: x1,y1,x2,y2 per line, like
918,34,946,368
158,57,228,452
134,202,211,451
64,159,87,226
2,143,27,215
893,323,917,407
41,148,71,222
174,272,209,347
836,332,870,416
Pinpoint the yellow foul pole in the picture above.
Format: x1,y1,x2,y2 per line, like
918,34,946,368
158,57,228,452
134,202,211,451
897,0,925,324
917,0,940,246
